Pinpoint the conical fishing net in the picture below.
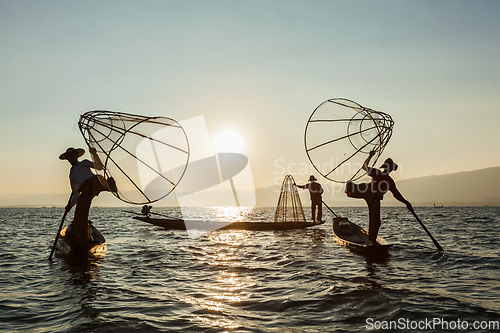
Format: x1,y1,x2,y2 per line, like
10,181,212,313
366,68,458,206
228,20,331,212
78,110,190,205
274,175,306,223
304,98,394,183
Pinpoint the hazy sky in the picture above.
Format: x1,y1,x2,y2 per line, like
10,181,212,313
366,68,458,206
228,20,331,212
1,0,499,196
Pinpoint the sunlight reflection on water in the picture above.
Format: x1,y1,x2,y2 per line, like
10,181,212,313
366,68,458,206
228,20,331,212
206,206,254,222
179,226,259,329
1,206,499,332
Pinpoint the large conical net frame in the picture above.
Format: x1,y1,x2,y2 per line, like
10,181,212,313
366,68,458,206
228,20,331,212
78,110,190,205
274,175,306,223
304,98,394,183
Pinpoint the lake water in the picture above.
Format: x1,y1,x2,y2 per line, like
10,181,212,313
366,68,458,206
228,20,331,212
1,206,499,332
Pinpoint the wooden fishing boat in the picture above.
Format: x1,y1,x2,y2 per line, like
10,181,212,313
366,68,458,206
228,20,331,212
332,217,391,257
129,213,325,231
56,222,107,257
128,175,327,232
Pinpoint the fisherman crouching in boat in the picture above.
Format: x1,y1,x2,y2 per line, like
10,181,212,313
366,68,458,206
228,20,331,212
59,147,117,241
345,151,413,245
296,175,324,222
141,205,152,217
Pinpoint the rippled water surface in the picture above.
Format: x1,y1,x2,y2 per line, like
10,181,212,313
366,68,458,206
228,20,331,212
1,206,499,332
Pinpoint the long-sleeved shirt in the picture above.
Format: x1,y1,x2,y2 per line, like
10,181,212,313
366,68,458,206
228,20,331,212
297,181,324,202
68,159,96,208
366,167,405,202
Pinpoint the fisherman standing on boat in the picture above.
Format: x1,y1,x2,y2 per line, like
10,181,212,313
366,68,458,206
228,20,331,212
296,175,324,222
60,147,117,241
346,151,413,245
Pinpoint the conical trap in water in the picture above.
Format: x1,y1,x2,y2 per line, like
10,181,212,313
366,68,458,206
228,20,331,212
274,175,306,223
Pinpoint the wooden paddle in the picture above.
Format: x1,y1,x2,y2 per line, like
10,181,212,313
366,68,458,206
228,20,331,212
48,193,73,260
411,210,444,252
322,200,339,218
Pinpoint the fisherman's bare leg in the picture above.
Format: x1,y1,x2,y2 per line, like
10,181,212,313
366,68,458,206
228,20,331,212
313,200,322,221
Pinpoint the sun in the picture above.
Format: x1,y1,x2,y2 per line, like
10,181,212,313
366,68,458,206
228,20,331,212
213,129,245,153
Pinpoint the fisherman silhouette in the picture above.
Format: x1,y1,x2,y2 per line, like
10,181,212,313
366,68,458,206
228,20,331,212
296,175,324,222
60,147,117,241
346,151,413,245
141,205,152,216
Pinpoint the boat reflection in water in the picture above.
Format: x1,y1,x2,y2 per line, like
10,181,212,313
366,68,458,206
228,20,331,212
58,246,105,327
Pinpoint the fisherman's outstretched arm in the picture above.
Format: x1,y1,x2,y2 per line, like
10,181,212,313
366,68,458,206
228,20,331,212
392,188,414,213
362,151,376,171
89,147,104,170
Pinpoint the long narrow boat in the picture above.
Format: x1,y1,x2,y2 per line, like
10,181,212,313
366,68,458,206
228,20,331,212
332,217,391,257
56,222,107,257
128,212,325,231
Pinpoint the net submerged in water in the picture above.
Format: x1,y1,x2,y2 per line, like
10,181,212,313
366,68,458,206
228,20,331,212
274,175,306,223
78,110,190,205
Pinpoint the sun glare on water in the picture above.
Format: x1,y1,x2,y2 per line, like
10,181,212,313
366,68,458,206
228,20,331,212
213,129,245,153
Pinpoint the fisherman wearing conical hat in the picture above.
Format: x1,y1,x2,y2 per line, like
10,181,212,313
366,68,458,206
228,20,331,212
59,147,117,241
296,175,324,222
346,151,413,245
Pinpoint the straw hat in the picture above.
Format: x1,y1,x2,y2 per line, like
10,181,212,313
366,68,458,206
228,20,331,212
59,147,85,160
381,158,398,171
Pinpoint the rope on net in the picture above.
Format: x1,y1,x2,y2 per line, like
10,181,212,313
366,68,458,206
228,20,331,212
78,110,190,205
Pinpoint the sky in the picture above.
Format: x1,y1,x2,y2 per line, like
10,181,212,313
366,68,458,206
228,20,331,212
1,0,499,197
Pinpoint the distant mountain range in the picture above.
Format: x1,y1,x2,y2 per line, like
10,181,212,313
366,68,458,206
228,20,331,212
257,167,500,207
383,166,500,206
1,167,499,207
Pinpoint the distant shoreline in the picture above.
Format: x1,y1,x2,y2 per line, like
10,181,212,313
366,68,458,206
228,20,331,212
1,166,499,208
0,204,497,208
